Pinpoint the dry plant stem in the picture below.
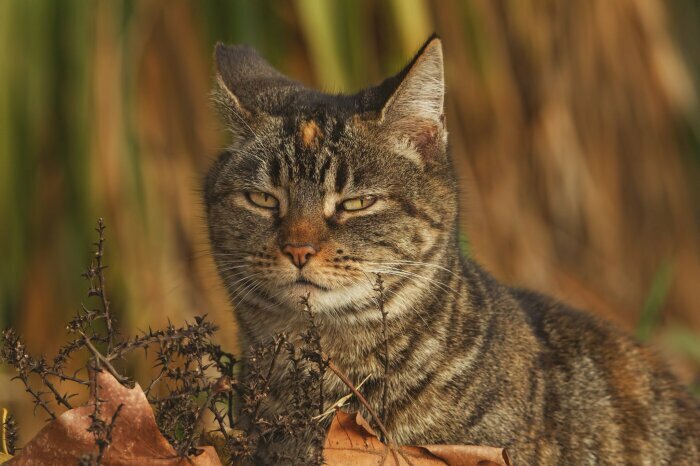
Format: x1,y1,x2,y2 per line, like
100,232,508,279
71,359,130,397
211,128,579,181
107,333,208,362
209,404,230,437
90,362,101,422
98,404,123,463
94,219,114,353
375,274,389,422
80,332,128,384
187,376,232,454
88,372,124,466
145,350,174,397
326,359,391,444
149,392,196,404
300,295,327,415
226,390,235,428
20,375,56,420
88,362,105,463
45,370,89,385
251,337,285,423
43,377,74,410
183,390,216,456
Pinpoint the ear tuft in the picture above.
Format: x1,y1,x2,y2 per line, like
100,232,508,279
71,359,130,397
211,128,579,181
212,43,295,140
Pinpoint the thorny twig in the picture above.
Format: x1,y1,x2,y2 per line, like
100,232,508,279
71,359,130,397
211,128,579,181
182,376,232,456
79,398,123,464
300,294,329,416
86,362,124,465
41,372,75,410
249,335,286,425
0,329,58,420
375,274,389,423
80,332,129,385
88,218,115,353
144,347,174,397
326,358,392,444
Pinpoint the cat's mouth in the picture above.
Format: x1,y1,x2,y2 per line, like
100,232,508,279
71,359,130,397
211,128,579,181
291,277,330,291
275,273,377,312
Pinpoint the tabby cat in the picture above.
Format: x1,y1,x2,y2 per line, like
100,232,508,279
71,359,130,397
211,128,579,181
204,36,700,465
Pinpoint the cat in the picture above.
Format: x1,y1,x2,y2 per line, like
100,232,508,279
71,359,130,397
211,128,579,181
204,35,700,465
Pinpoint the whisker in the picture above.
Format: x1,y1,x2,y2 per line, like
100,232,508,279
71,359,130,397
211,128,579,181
356,271,432,327
367,259,463,280
222,271,265,289
229,277,263,309
366,266,459,295
234,278,267,309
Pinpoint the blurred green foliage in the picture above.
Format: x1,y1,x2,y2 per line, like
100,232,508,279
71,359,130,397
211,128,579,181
636,259,675,343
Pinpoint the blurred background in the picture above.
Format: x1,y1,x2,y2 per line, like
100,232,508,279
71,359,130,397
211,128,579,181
1,0,699,438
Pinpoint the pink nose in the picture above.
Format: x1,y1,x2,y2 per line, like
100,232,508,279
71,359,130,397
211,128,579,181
283,244,317,269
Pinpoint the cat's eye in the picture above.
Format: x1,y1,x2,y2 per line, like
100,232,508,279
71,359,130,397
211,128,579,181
245,191,279,209
340,196,377,212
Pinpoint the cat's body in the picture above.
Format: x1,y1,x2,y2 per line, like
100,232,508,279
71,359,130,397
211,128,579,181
205,36,700,465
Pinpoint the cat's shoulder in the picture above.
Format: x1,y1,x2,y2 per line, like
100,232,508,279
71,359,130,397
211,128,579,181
508,286,632,353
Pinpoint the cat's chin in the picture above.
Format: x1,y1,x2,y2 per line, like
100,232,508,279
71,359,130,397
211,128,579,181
281,280,375,313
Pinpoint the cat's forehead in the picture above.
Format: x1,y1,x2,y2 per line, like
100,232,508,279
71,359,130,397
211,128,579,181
259,110,373,190
212,114,388,206
279,109,349,147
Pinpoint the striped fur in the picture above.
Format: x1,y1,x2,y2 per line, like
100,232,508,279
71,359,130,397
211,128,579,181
205,38,700,465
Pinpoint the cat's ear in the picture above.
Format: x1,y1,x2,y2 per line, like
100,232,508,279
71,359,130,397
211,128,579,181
212,43,290,140
378,35,446,161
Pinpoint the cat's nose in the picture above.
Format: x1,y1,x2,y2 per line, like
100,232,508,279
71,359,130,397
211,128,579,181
283,244,317,269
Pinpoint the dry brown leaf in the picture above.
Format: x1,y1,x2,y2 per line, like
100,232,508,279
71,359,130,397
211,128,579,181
7,371,221,466
323,410,511,466
417,445,512,466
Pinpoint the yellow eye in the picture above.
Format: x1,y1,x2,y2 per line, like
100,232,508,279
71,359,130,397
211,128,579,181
340,196,377,212
245,191,279,209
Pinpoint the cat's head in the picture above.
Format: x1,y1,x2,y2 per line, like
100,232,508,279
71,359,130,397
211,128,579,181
205,36,458,316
